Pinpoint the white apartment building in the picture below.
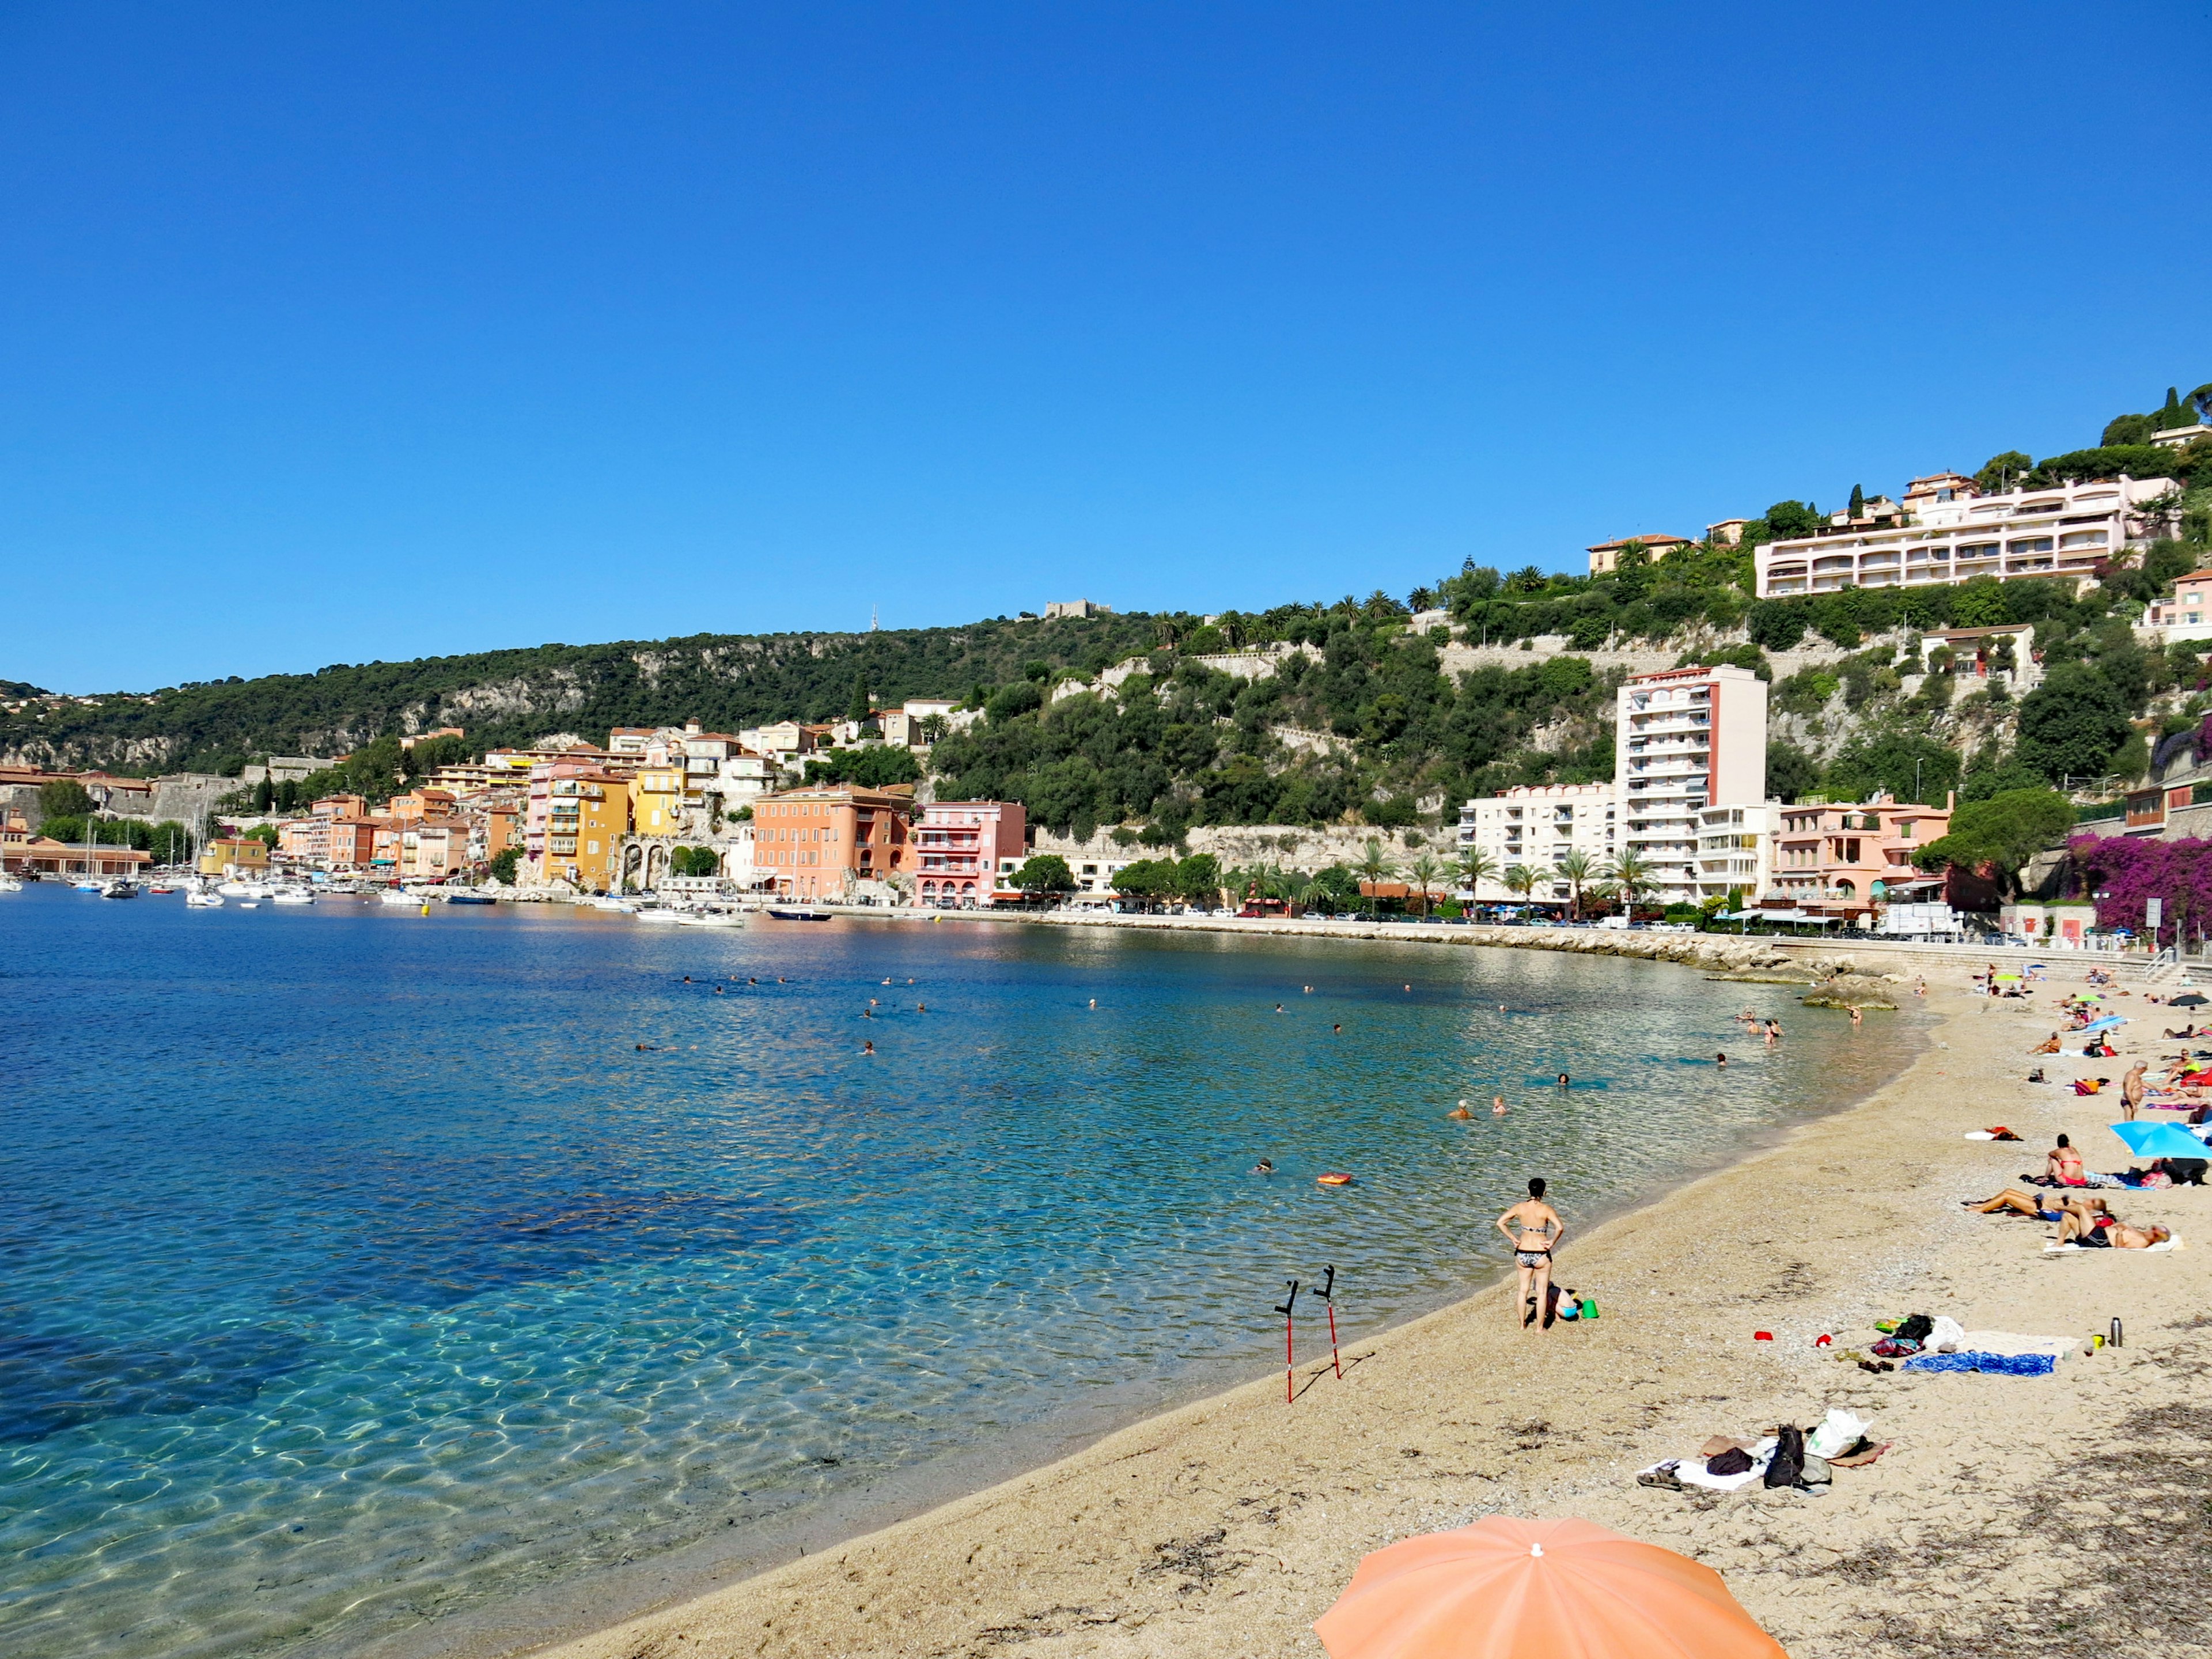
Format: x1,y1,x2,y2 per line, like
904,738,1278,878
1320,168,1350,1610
1755,474,2178,599
1694,804,1775,903
1456,783,1618,906
1616,665,1767,906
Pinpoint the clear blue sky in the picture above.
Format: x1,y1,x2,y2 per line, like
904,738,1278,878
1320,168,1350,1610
5,2,2207,693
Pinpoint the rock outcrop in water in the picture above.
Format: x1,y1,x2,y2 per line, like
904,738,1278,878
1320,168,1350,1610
1800,972,1903,1011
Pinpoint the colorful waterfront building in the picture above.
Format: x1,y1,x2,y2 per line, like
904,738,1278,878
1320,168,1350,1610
525,762,633,892
753,786,911,903
3,833,154,877
912,801,1027,907
198,837,271,878
1766,792,1953,925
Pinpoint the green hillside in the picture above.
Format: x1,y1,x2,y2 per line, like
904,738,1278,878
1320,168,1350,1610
7,397,2210,835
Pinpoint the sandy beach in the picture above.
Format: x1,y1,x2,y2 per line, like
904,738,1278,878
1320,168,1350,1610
527,955,2211,1659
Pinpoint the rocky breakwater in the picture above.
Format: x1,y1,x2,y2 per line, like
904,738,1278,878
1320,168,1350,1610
1026,910,1886,983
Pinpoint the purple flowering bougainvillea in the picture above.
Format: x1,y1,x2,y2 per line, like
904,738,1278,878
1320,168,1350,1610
2070,835,2212,943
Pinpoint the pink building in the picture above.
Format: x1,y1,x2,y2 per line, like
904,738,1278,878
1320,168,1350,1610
912,801,1027,908
1769,792,1953,923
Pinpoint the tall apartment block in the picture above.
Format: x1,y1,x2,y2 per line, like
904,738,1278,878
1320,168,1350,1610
1615,665,1767,904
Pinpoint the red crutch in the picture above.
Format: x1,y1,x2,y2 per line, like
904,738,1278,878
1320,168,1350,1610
1316,1264,1342,1378
1274,1279,1300,1403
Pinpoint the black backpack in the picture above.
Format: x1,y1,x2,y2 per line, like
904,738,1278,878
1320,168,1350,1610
1764,1425,1805,1488
1895,1313,1935,1344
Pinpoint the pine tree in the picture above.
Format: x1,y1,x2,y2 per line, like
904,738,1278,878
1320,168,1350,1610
848,672,871,724
1849,483,1865,518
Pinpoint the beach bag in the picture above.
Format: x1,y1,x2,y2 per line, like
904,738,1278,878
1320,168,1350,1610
1807,1409,1869,1459
1895,1314,1935,1344
1763,1426,1805,1488
1705,1447,1753,1477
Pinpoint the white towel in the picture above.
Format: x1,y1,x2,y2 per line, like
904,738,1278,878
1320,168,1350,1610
1954,1331,2077,1358
2043,1237,2181,1253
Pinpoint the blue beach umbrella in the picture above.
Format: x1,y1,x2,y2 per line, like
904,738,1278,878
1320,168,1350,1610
2109,1122,2211,1158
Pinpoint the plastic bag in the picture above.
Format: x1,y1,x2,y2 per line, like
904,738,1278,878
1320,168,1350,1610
1806,1407,1870,1460
1926,1315,1967,1354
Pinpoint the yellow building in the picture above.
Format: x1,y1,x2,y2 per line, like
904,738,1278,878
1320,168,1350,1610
198,837,272,877
631,763,687,837
536,771,632,892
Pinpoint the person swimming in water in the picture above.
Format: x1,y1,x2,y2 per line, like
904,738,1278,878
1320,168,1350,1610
1492,1095,1507,1116
1556,1073,1570,1088
1448,1101,1474,1120
1716,1052,1727,1066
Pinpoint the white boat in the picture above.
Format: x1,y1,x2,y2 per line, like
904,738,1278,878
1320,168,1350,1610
0,875,22,893
73,878,104,892
634,907,686,924
676,910,744,928
100,878,139,899
238,899,261,908
185,886,224,908
378,888,426,907
586,896,636,912
270,887,315,906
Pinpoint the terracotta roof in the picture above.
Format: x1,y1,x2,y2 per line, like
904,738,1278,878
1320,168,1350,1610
1587,533,1693,552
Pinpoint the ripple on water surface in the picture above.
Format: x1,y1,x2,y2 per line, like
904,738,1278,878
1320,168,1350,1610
0,892,1908,1657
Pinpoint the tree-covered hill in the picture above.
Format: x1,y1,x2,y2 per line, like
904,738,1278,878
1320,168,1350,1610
0,613,1163,776
8,382,2210,834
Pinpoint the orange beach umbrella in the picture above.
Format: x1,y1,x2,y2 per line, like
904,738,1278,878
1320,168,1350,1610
1313,1516,1786,1659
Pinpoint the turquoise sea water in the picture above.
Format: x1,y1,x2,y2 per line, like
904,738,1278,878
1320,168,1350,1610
0,889,1906,1657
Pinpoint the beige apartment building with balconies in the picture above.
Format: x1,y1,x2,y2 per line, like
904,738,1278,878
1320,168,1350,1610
1616,665,1767,906
1456,783,1616,906
1755,474,2177,599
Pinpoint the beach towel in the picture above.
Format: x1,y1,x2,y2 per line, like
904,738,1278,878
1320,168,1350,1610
1955,1332,2077,1359
1642,1436,1777,1493
1904,1351,2058,1377
2043,1237,2181,1252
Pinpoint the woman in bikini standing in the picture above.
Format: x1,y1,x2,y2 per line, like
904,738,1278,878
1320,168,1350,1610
1495,1178,1564,1332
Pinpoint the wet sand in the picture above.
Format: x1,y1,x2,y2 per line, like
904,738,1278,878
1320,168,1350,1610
527,962,2211,1659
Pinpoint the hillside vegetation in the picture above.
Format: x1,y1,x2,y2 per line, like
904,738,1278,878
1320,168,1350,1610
7,387,2210,836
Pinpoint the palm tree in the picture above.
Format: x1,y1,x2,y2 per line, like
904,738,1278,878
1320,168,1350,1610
1503,863,1539,919
1357,837,1397,916
1555,848,1595,921
1606,849,1655,919
1456,845,1498,909
1407,852,1444,916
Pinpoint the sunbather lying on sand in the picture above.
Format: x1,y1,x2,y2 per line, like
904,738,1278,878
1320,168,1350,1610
1964,1188,2106,1222
2055,1211,2169,1248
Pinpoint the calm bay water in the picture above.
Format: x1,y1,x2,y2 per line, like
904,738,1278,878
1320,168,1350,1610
0,889,1907,1657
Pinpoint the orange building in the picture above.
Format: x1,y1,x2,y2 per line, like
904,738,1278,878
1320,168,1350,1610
1768,793,1953,923
753,786,911,902
527,766,632,892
